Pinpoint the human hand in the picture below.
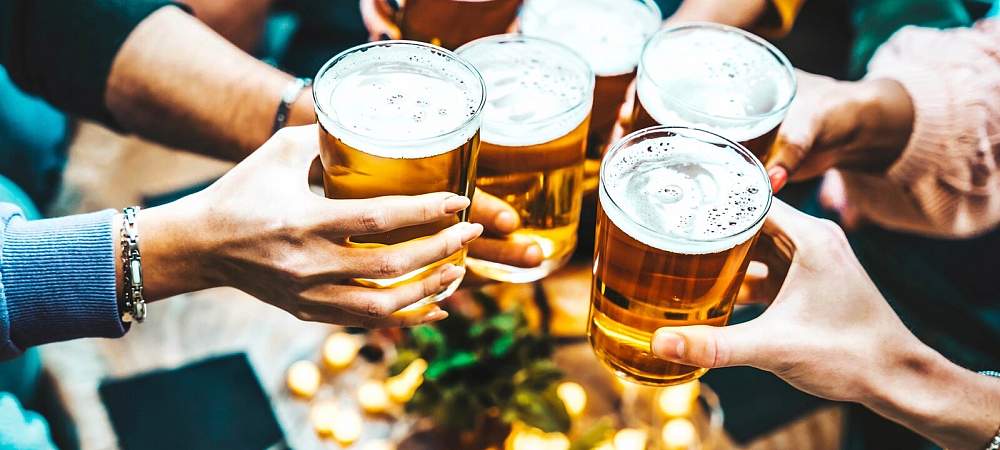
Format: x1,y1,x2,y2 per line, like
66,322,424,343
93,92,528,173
136,125,483,327
466,190,544,277
359,0,402,41
769,70,914,190
650,199,929,404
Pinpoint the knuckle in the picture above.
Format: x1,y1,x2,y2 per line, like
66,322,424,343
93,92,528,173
374,254,406,278
365,297,393,318
360,207,390,233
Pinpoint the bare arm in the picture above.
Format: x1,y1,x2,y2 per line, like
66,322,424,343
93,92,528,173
105,6,315,162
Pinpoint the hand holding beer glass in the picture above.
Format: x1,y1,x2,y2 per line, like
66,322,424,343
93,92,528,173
313,41,485,305
457,35,594,283
589,126,772,386
629,23,796,165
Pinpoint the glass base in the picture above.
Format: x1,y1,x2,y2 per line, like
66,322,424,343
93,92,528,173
466,248,573,284
596,347,708,387
398,274,464,311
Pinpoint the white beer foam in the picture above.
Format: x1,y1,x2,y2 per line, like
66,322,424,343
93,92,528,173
458,37,592,147
638,26,794,142
314,43,484,159
600,134,769,255
520,0,661,76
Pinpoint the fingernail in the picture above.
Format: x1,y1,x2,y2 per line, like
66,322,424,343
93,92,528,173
524,245,544,266
495,211,518,233
768,166,788,193
651,331,685,360
379,32,392,41
440,264,465,284
443,195,471,214
422,309,448,323
459,222,484,243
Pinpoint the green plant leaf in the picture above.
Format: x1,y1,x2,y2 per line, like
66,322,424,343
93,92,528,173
490,333,515,357
509,388,571,433
569,417,615,450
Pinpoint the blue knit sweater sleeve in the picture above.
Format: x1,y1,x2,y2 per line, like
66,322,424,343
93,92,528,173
0,203,126,360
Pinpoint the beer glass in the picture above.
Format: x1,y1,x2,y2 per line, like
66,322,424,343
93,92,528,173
589,126,772,386
630,23,796,165
520,0,661,166
457,35,594,283
396,0,522,49
313,41,486,304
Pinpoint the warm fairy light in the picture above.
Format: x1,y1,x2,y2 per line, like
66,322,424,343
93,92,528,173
506,423,570,450
361,440,396,450
323,333,362,370
556,381,587,417
310,401,338,436
386,358,428,403
658,381,700,417
358,380,391,414
594,441,615,450
661,418,697,450
331,410,363,445
287,360,321,398
613,428,648,450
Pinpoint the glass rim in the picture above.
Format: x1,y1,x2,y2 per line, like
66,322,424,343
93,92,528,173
519,0,663,77
312,40,488,147
599,125,773,245
520,0,662,23
638,22,797,122
455,33,595,129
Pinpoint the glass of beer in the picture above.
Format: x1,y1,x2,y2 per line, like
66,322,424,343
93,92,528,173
313,41,486,304
456,35,594,283
589,126,772,386
630,23,796,165
397,0,523,49
520,0,661,165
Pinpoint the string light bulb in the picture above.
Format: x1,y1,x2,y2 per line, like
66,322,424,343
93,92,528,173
556,382,587,417
658,381,700,417
331,410,363,446
661,418,697,450
323,333,362,370
286,360,321,399
385,358,427,403
358,380,391,414
613,428,648,450
310,401,338,436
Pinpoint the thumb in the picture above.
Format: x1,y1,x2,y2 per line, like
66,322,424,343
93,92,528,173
651,322,766,369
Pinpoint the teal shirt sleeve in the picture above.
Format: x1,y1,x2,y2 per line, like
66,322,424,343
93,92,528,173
0,0,188,127
0,393,56,450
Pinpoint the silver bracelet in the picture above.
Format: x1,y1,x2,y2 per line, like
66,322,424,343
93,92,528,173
119,206,147,323
272,77,312,133
981,371,1000,450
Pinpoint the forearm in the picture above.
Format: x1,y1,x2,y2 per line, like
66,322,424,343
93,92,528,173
863,342,1000,450
105,6,315,162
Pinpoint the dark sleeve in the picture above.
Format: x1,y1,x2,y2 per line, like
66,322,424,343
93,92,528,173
0,0,190,127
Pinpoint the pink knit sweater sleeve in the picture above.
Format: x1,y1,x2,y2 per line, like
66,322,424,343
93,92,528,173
839,19,1000,238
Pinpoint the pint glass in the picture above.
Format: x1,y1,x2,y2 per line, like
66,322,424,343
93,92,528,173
630,23,796,165
313,41,486,304
520,0,661,161
589,126,772,386
398,0,522,49
457,35,594,282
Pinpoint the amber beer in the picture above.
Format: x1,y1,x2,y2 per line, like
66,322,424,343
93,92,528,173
313,41,486,303
519,0,661,161
457,35,594,282
589,126,772,386
399,0,522,49
629,23,796,165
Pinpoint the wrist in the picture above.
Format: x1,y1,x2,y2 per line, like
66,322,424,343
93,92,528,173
287,88,316,127
133,198,220,299
836,78,914,172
